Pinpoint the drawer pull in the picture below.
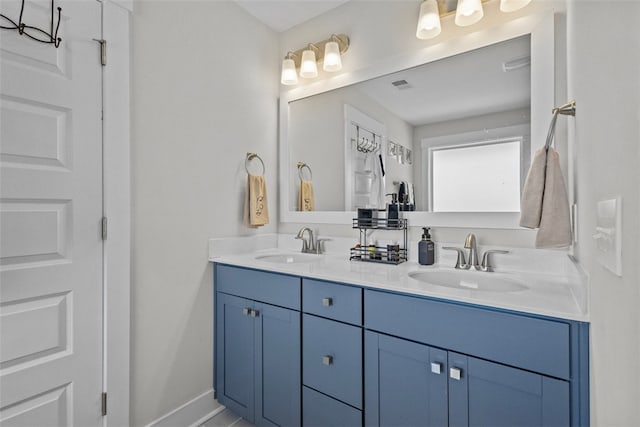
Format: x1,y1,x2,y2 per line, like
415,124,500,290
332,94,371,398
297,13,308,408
430,362,442,375
242,307,251,316
322,297,333,307
450,367,462,380
322,355,334,366
250,309,260,318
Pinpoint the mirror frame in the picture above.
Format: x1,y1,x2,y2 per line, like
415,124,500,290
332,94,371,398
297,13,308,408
279,11,555,228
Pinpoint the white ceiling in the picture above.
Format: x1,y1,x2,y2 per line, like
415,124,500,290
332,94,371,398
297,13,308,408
234,0,350,33
357,35,531,126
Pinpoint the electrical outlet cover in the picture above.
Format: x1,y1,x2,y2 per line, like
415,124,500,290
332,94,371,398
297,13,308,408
593,197,622,276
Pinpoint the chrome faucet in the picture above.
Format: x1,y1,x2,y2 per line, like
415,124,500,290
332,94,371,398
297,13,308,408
296,227,315,253
443,233,509,272
464,233,479,270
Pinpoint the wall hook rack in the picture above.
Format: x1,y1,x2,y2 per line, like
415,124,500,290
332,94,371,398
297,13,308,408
0,0,62,48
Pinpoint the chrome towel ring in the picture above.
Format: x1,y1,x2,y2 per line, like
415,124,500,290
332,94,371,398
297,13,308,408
297,162,312,181
245,152,265,175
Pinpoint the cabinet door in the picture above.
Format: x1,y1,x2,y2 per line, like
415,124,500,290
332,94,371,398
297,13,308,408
216,293,255,422
448,352,570,427
365,331,448,427
255,302,301,427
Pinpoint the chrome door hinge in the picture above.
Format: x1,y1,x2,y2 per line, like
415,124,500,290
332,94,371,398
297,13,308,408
93,38,107,66
102,217,108,240
101,392,107,416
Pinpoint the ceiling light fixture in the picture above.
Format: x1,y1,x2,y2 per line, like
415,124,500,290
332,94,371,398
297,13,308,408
416,0,533,40
280,33,350,86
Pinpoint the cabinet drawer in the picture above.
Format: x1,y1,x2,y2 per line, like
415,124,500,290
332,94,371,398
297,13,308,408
303,314,362,409
365,290,570,379
215,264,300,310
303,278,362,325
303,386,362,427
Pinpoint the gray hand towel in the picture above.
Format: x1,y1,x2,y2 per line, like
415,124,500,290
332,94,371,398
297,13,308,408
536,148,572,248
519,148,571,248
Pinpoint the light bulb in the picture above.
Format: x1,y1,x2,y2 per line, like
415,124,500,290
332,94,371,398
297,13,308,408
300,49,318,78
323,41,342,72
500,0,532,12
455,0,484,26
416,0,441,40
281,57,298,85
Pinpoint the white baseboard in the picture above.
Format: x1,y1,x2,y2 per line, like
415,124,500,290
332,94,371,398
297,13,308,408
145,389,224,427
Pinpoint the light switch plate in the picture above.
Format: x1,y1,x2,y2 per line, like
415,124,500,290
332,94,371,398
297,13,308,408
593,197,622,276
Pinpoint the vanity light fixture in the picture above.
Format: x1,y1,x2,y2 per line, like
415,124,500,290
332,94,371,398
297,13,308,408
416,0,532,40
455,0,484,26
280,33,350,85
416,0,442,40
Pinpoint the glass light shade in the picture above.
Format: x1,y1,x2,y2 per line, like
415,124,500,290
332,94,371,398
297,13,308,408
455,0,484,27
416,0,441,40
281,58,298,85
500,0,532,12
299,49,318,78
323,41,342,72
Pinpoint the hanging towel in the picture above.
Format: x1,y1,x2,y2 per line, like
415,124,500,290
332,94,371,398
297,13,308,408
244,174,269,227
298,180,315,211
519,148,571,248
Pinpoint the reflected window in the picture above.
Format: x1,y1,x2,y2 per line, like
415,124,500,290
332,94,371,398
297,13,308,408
430,139,521,212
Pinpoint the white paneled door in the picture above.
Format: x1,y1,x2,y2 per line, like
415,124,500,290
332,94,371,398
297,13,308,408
0,1,103,425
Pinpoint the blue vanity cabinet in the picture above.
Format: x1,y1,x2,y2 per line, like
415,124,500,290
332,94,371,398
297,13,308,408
302,278,364,426
364,289,589,427
214,264,301,426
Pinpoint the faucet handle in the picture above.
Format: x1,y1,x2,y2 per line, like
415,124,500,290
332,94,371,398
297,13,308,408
442,247,468,269
315,238,331,254
480,250,509,272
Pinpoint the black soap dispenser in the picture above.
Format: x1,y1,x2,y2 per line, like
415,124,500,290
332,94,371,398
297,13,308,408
385,193,399,227
418,227,435,266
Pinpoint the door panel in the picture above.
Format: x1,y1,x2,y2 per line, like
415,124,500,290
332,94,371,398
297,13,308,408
256,302,300,427
365,331,447,427
216,293,255,422
449,352,570,427
0,0,103,425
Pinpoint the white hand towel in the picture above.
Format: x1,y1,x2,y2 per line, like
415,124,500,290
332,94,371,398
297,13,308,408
536,148,572,248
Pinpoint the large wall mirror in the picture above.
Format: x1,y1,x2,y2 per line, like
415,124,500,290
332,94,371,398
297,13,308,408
279,13,555,228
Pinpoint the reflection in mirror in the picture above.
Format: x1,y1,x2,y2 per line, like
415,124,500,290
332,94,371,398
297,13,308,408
287,34,531,214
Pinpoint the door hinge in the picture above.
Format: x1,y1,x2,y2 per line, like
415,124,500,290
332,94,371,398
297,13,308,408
93,38,107,66
102,217,108,240
101,392,107,416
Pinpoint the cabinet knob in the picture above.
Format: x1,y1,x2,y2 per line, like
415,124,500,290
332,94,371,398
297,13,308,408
322,297,333,307
322,355,334,366
430,362,442,375
242,307,251,316
450,367,462,380
250,309,260,318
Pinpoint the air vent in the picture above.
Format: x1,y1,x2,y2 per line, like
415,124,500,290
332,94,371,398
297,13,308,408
391,79,412,90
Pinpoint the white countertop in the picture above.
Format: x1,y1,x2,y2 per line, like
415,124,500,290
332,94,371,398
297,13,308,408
209,235,589,322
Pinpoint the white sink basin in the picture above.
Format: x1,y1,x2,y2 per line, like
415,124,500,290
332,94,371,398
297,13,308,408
255,253,322,264
408,269,528,293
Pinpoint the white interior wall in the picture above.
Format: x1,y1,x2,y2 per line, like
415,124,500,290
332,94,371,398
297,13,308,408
568,1,640,425
130,2,278,424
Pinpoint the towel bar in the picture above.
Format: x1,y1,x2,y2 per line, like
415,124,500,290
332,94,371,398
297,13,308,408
245,152,265,175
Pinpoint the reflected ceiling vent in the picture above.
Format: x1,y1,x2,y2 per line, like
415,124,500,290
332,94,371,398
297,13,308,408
502,56,531,72
391,79,413,90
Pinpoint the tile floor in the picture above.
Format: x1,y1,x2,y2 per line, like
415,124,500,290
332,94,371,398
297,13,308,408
200,408,253,427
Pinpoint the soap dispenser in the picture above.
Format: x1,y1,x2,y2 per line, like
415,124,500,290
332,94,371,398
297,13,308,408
385,193,400,228
418,227,435,265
